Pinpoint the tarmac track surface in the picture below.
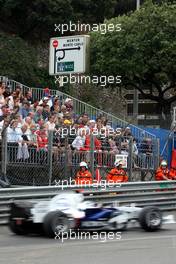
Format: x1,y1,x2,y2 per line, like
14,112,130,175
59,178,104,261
0,224,176,264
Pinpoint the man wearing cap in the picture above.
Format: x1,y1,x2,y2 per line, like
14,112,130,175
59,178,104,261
64,98,73,112
106,160,128,183
75,161,92,185
155,160,170,181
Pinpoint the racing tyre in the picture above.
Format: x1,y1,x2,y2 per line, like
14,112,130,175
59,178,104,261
9,219,29,235
139,206,162,232
43,211,74,238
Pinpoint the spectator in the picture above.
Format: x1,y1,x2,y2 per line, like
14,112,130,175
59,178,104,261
42,105,50,120
31,99,39,111
124,127,132,138
3,85,10,98
64,98,73,112
7,120,21,142
81,113,89,126
108,137,119,154
80,132,101,151
0,85,5,108
43,87,50,97
140,138,153,169
19,101,31,119
23,116,34,131
24,90,33,104
0,105,10,121
36,125,48,164
46,114,56,131
36,125,48,151
59,105,67,118
87,119,96,130
51,97,60,113
17,124,31,161
101,116,108,127
95,117,103,130
72,128,86,151
34,106,43,123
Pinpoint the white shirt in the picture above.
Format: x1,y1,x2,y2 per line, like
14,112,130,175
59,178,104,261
7,127,22,142
72,136,86,150
46,121,56,131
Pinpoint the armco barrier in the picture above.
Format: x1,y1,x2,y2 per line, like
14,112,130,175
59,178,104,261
1,180,176,225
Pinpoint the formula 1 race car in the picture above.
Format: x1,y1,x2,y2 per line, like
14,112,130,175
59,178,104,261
8,192,174,238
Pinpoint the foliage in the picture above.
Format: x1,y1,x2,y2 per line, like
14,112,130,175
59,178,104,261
0,0,117,42
90,0,176,121
0,32,55,87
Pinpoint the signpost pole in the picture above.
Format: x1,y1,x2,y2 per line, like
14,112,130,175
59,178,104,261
133,0,140,124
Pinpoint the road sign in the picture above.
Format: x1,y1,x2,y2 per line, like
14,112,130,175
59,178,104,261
49,35,90,75
115,154,128,168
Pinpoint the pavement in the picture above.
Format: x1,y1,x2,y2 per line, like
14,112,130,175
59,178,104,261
0,222,176,264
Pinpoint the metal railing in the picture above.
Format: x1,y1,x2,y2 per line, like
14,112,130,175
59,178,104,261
2,132,159,186
0,180,176,224
0,76,156,140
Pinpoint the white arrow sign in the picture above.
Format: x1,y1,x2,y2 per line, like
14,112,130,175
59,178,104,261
49,35,90,75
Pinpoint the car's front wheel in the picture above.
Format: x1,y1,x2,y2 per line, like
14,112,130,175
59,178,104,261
139,206,162,232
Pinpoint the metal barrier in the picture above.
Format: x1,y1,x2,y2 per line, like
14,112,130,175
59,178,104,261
2,132,159,185
0,180,176,224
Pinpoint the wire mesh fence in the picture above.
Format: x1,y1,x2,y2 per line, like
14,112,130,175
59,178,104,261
0,130,160,186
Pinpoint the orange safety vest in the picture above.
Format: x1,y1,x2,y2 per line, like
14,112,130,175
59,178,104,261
75,170,93,185
155,167,170,181
169,168,176,180
106,168,128,183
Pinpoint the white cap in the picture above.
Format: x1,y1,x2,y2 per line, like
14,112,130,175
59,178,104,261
161,160,167,166
65,98,72,103
80,161,88,168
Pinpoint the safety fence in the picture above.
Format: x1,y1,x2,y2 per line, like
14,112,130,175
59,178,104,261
0,180,176,224
1,131,160,186
0,76,156,141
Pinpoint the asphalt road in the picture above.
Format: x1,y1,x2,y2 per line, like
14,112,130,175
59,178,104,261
0,222,176,264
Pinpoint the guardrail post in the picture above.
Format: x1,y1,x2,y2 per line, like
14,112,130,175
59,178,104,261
64,137,69,180
128,136,133,181
90,133,95,178
155,138,160,170
1,128,7,177
48,131,53,185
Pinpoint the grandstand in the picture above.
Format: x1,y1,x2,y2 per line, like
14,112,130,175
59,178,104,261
0,76,160,186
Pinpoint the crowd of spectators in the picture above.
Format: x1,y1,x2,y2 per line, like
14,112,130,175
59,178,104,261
0,81,154,168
